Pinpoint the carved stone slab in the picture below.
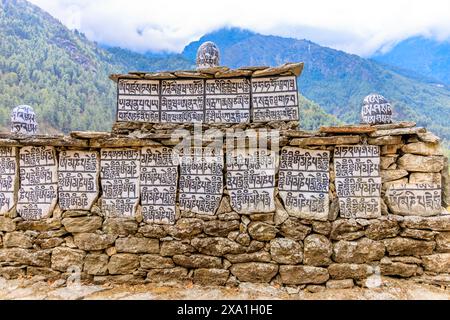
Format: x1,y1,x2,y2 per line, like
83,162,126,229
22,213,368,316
179,147,223,215
278,147,330,221
100,149,140,217
334,145,382,219
386,183,442,216
226,148,277,214
17,146,58,220
251,76,299,122
160,79,205,123
0,147,18,215
140,147,178,224
58,150,100,211
117,79,160,123
205,78,251,123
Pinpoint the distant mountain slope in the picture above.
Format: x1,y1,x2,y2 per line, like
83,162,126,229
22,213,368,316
183,28,450,141
373,36,450,86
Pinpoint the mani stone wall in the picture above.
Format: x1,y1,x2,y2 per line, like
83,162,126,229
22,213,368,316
0,122,449,289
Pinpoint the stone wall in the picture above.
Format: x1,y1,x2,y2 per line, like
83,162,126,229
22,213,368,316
0,122,449,289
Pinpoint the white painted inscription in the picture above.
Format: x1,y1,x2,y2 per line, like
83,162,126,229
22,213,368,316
386,183,442,216
278,147,330,221
100,148,140,217
0,147,18,215
117,79,160,123
17,146,58,220
226,149,277,214
251,76,299,122
179,147,223,215
160,79,205,123
334,145,381,219
140,147,178,224
205,78,251,123
58,150,100,211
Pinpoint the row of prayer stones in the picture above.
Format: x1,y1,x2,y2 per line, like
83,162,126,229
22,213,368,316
117,76,299,124
0,145,442,222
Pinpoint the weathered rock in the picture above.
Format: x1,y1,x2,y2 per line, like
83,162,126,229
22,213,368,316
380,156,398,170
381,169,409,183
218,212,241,221
51,247,85,272
191,237,246,256
0,248,50,267
326,279,354,289
380,257,422,277
62,216,103,233
381,144,403,155
332,238,385,263
140,255,174,269
103,218,138,236
35,237,64,249
400,216,450,231
203,220,240,237
303,234,333,266
225,251,271,263
249,213,274,223
311,221,331,236
279,265,329,285
146,267,189,283
384,238,435,256
305,285,326,293
397,154,444,172
193,269,230,286
166,218,204,239
217,197,233,214
115,237,159,254
230,263,278,283
160,241,196,256
0,267,25,279
274,198,289,226
248,222,278,241
235,233,251,246
280,218,311,241
290,136,360,146
436,232,450,253
367,135,402,145
400,228,438,241
84,254,109,275
421,253,450,273
0,217,16,232
328,263,373,280
365,219,400,240
173,254,222,269
3,232,32,248
93,275,145,285
270,238,303,264
16,218,61,231
330,220,365,241
26,266,60,280
409,172,442,184
108,254,140,275
73,233,117,251
402,142,443,156
417,131,440,143
369,127,426,137
390,256,422,264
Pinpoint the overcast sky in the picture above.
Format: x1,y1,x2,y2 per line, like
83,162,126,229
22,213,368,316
28,0,450,56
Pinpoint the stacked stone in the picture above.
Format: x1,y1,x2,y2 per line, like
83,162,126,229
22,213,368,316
0,122,448,290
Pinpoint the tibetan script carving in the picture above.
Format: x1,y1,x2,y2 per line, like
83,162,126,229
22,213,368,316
17,146,58,220
227,148,277,214
251,76,299,122
100,148,140,217
205,78,251,123
179,147,223,215
58,150,100,211
334,145,381,219
161,79,205,123
278,147,330,221
0,147,18,215
140,147,178,224
117,79,160,123
386,183,442,216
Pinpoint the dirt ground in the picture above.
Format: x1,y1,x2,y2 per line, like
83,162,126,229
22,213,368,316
0,276,449,300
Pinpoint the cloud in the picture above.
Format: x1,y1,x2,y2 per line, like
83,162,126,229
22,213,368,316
28,0,450,56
